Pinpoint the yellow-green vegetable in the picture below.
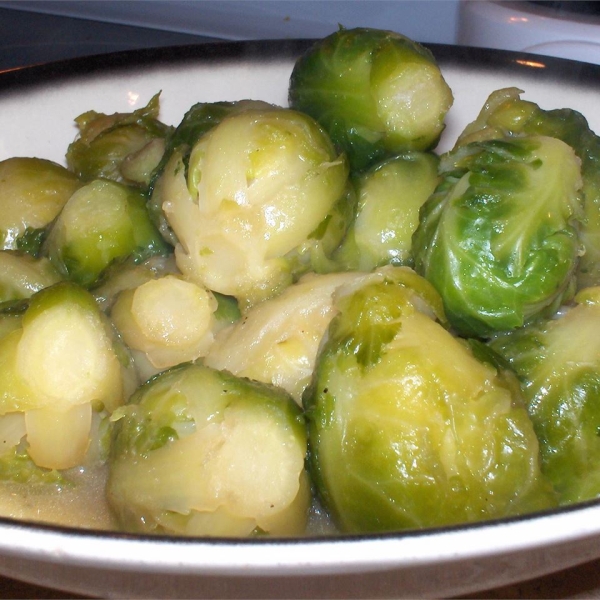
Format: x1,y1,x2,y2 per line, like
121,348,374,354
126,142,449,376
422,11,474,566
108,363,310,537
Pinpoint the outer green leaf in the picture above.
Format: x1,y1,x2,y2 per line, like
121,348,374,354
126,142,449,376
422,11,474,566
490,288,600,504
413,135,583,337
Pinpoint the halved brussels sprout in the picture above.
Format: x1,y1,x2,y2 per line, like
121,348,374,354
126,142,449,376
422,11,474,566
412,135,583,338
0,157,81,255
289,27,453,171
108,363,310,537
0,281,132,473
45,179,169,288
334,152,439,270
489,286,600,504
304,266,557,533
159,106,349,307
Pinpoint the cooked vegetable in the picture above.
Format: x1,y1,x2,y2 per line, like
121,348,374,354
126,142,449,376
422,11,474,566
334,152,439,270
0,281,132,473
205,270,365,404
159,106,349,307
108,362,310,537
0,157,81,255
44,179,169,288
111,274,218,379
489,286,600,504
412,135,583,338
455,87,600,290
289,27,453,171
66,92,172,187
304,266,557,533
92,255,179,312
0,251,62,305
284,182,357,276
3,26,600,537
148,99,273,247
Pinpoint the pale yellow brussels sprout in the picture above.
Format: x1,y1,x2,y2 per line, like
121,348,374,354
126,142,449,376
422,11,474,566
0,157,81,255
0,282,131,473
205,271,366,404
159,107,349,307
92,254,179,313
111,274,218,379
0,251,62,304
108,363,310,537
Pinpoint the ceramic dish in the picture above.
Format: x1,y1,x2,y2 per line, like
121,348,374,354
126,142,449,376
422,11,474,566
1,40,600,599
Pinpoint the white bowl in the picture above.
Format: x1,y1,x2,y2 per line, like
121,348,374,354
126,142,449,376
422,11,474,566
0,40,600,598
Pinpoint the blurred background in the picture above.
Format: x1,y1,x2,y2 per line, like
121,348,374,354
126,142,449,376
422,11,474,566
1,0,600,71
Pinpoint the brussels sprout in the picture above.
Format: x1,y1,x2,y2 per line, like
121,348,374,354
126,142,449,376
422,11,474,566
159,106,349,307
148,100,273,247
205,271,366,404
412,135,583,338
284,182,358,276
489,287,600,504
304,266,557,533
45,179,170,288
108,363,310,537
111,275,218,378
0,282,131,473
289,27,453,171
334,152,439,271
0,251,62,305
66,92,172,186
0,157,81,256
92,254,178,312
455,87,600,290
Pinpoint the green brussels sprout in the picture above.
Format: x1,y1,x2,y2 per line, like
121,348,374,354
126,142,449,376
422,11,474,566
334,152,439,271
289,27,453,171
0,251,62,305
412,135,583,338
45,179,169,288
304,266,557,533
205,271,366,404
111,274,219,380
455,87,600,290
489,286,600,504
158,106,349,307
0,157,81,255
149,100,273,247
0,281,131,473
66,92,172,186
108,363,310,537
